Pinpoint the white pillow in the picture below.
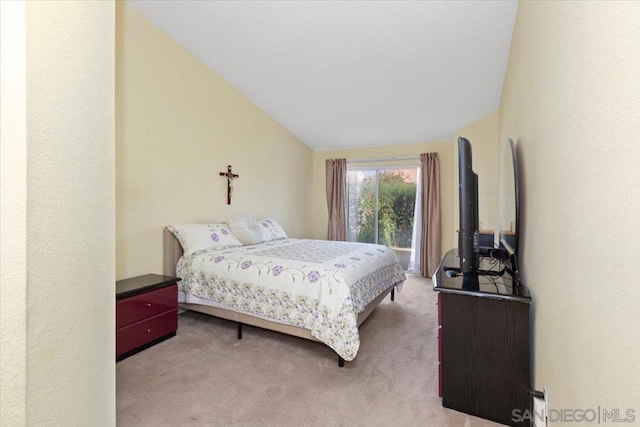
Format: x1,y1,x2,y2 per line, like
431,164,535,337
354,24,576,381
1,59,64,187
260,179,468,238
228,215,265,245
258,218,288,242
167,223,243,255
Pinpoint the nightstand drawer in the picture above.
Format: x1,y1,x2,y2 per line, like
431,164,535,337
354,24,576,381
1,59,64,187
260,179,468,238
116,284,177,328
116,308,177,357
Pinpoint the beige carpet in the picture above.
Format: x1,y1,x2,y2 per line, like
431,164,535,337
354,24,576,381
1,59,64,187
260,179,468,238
116,275,502,426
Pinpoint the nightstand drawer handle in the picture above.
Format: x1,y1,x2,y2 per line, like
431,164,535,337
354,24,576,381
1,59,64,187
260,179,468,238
145,303,152,307
146,329,151,333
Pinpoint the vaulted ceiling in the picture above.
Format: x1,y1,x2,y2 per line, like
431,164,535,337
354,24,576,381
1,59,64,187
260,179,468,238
128,1,518,151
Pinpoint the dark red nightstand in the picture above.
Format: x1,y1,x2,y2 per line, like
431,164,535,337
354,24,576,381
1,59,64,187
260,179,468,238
116,274,180,361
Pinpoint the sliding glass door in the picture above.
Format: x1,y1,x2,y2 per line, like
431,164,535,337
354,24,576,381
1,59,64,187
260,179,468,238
347,167,420,273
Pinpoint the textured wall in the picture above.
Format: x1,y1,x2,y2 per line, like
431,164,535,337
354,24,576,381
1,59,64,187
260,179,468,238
500,0,640,418
24,1,115,424
311,140,454,258
116,2,314,280
0,1,27,425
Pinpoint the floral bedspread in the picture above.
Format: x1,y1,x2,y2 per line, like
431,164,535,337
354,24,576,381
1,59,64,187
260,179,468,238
176,238,406,361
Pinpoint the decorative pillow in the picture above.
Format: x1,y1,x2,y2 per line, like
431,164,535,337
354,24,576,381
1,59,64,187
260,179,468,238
228,214,265,245
167,223,243,255
259,218,288,242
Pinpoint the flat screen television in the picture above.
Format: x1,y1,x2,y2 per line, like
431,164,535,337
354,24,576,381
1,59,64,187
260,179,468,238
457,136,521,293
457,137,480,289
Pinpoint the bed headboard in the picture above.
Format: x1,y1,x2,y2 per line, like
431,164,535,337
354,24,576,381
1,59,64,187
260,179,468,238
163,228,183,277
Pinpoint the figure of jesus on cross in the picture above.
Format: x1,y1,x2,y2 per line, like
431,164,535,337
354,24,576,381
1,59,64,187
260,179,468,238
219,165,239,205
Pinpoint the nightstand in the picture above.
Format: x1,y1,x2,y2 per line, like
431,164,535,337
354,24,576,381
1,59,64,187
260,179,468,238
116,274,181,362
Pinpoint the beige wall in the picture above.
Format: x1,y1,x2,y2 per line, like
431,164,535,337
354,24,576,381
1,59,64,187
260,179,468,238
311,141,454,258
500,0,639,418
452,112,500,248
1,1,27,425
116,2,314,279
1,1,115,425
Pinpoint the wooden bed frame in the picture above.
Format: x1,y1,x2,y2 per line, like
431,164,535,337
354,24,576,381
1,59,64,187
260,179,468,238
163,228,397,367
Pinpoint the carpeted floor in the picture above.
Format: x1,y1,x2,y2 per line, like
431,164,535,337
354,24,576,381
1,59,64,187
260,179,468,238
116,275,502,426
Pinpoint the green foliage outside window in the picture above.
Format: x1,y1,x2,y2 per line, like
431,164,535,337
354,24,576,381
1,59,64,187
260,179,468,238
353,171,416,248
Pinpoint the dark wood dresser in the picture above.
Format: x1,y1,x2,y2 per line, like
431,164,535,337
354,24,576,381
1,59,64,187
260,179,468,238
116,274,180,362
434,249,531,426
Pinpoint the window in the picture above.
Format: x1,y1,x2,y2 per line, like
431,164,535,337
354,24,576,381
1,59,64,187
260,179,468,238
347,166,421,273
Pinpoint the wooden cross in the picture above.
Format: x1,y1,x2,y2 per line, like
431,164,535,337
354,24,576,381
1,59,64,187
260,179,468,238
219,165,239,205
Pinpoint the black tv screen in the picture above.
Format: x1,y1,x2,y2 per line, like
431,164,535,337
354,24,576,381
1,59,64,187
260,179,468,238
458,137,479,275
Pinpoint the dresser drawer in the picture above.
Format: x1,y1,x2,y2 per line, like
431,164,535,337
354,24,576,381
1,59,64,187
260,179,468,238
116,308,177,357
438,362,442,397
116,284,177,328
437,327,442,362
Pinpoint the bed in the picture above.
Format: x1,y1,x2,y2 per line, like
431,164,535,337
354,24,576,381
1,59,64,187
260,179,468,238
163,228,406,366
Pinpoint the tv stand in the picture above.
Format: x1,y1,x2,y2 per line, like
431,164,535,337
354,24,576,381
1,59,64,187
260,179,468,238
462,272,479,291
434,249,531,426
443,266,508,291
443,266,506,278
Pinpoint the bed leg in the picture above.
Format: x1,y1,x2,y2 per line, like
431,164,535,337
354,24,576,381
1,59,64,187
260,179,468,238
391,287,395,301
338,356,345,368
237,322,243,340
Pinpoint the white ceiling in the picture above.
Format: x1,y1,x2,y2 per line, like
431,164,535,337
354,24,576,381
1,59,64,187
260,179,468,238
128,1,518,151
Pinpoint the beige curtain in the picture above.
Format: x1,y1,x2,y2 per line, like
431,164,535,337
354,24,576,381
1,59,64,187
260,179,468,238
420,153,441,277
325,159,347,241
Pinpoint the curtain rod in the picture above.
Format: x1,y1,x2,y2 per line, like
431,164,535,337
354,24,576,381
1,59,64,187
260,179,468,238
346,155,419,164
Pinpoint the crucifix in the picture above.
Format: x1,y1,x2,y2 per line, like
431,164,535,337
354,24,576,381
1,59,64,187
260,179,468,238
219,165,239,205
